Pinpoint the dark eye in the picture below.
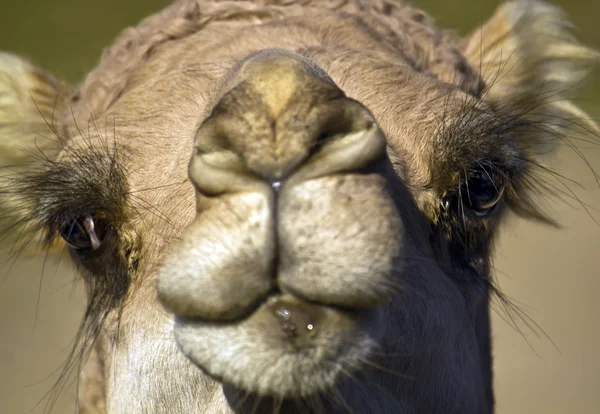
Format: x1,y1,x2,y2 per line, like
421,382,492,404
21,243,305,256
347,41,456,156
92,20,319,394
462,169,504,216
443,168,505,218
59,214,108,251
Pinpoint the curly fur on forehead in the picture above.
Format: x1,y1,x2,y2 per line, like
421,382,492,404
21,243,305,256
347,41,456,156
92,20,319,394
72,0,482,122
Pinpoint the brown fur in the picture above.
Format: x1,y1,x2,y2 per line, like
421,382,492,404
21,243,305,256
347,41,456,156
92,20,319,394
0,1,597,413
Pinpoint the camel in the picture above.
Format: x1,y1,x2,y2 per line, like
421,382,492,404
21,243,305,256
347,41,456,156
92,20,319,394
0,0,597,413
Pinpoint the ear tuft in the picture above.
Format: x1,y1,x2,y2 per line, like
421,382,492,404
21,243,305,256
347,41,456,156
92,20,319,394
462,0,599,144
0,53,74,252
0,52,73,168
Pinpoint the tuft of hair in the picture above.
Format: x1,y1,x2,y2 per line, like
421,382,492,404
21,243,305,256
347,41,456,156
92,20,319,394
462,0,599,151
0,53,72,164
0,53,73,253
461,1,600,224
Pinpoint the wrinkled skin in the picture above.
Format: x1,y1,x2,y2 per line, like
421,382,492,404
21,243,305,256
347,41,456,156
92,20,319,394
0,1,597,413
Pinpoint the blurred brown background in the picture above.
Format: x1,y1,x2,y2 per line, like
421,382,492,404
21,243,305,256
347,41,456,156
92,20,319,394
1,1,599,413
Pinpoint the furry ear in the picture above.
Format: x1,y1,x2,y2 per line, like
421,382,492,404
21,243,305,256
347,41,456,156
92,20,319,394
461,0,599,152
461,1,599,224
0,53,74,250
0,52,73,166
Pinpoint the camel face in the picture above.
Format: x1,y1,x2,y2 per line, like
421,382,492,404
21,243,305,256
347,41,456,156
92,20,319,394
0,1,596,413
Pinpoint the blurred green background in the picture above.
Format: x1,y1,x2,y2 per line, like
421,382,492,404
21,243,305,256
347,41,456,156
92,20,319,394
1,1,599,413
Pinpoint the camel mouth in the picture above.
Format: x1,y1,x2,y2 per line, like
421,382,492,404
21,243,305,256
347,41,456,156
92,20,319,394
173,294,382,398
156,170,404,399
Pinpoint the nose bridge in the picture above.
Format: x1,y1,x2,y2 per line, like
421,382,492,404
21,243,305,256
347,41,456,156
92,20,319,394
191,50,381,186
228,49,338,118
228,53,337,180
238,55,316,121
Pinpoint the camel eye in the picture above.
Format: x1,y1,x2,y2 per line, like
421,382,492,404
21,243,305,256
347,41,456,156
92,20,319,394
460,169,504,216
59,214,108,251
442,168,505,218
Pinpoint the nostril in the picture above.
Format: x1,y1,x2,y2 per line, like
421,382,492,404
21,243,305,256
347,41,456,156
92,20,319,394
306,132,330,159
286,112,387,186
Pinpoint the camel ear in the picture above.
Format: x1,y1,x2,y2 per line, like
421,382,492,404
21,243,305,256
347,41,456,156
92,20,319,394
0,53,74,251
461,0,599,152
461,1,599,224
0,52,73,167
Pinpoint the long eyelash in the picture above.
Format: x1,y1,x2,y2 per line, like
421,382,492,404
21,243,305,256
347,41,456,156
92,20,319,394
421,37,600,361
0,110,137,412
19,114,192,414
435,58,600,225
